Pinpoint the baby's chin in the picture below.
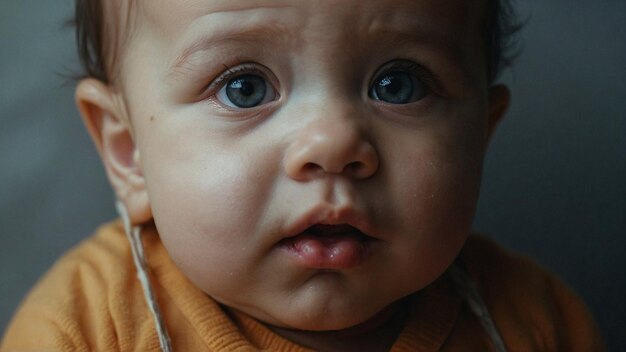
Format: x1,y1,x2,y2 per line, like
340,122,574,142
223,292,411,333
267,310,380,332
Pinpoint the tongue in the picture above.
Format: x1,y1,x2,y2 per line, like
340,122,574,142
283,226,370,269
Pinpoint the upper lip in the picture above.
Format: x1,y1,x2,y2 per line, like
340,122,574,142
284,204,379,240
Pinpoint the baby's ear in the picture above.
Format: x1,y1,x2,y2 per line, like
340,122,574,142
487,84,511,142
75,78,152,225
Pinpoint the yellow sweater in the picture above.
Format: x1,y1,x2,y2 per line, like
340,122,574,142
2,221,604,351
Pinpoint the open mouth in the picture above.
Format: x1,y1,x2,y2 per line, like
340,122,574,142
279,224,374,269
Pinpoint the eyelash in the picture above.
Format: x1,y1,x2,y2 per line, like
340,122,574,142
206,63,267,93
370,59,440,95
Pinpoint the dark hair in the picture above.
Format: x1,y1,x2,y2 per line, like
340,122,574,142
74,0,521,84
74,0,107,82
484,0,522,82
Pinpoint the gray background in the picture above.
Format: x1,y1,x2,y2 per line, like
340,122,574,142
1,0,624,350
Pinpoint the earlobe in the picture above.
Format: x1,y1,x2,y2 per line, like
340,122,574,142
75,79,152,225
486,84,511,142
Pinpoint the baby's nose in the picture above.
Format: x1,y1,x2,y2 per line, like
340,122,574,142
284,112,379,181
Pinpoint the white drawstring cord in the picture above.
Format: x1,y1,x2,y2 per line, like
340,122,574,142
448,263,508,352
116,201,173,352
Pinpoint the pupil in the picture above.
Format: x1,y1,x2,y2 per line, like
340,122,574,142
238,81,254,96
226,74,267,108
383,77,402,94
375,71,414,104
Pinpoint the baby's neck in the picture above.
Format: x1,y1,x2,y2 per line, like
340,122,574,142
267,298,411,352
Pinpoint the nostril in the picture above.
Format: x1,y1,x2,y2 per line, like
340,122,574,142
302,163,321,174
293,158,377,180
301,161,364,177
345,161,377,179
345,161,363,173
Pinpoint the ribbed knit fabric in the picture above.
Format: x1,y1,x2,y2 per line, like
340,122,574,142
1,221,604,351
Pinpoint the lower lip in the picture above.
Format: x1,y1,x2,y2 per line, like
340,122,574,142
279,232,372,270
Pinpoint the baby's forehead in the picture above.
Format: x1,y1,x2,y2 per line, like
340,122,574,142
135,1,487,61
103,0,489,86
133,0,486,40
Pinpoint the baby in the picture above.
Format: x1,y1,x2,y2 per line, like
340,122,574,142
2,0,605,351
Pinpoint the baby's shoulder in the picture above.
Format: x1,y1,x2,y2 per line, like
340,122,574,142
457,234,605,351
32,220,137,301
1,221,152,351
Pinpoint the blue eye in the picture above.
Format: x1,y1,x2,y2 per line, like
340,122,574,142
216,73,275,108
369,70,427,104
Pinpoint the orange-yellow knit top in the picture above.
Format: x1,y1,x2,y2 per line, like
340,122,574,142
2,221,604,351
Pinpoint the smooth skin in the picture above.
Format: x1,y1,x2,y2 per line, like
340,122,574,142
76,0,509,350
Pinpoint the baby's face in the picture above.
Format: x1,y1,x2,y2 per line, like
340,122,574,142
115,0,496,331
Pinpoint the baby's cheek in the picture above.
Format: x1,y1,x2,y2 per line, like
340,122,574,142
145,151,276,288
390,142,480,270
386,148,461,225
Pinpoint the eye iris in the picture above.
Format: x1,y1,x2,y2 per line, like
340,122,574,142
374,71,423,104
225,74,267,108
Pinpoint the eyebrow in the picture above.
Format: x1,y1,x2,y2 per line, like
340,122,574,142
165,3,296,81
366,17,476,82
167,23,291,80
381,29,463,63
